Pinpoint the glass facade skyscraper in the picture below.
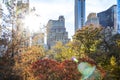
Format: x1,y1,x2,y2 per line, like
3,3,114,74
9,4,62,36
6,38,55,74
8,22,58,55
97,5,117,34
117,0,120,33
75,0,85,32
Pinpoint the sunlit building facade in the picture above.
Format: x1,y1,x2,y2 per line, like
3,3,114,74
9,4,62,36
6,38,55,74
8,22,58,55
47,16,70,49
117,0,120,33
75,0,85,32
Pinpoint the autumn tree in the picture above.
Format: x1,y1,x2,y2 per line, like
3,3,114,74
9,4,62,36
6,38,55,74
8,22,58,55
73,24,103,54
47,41,81,62
0,1,27,79
31,57,106,80
31,58,81,80
0,1,37,79
73,24,120,79
100,34,120,80
13,46,45,80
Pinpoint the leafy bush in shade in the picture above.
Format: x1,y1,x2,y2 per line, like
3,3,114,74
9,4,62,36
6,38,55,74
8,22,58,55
78,57,106,79
61,60,81,80
32,59,60,80
79,58,106,77
31,59,81,80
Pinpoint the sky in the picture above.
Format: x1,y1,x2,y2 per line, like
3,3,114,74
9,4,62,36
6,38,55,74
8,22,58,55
29,0,117,39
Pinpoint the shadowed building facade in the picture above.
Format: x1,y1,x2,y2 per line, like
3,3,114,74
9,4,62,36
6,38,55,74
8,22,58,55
97,5,117,35
75,0,85,32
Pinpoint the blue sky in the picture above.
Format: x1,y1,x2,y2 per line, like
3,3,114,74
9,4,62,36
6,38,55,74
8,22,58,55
29,0,117,39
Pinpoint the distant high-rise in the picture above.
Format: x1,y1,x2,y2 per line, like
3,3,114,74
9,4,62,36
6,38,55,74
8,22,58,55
117,0,120,33
85,13,99,26
97,5,117,35
75,0,85,32
47,16,70,49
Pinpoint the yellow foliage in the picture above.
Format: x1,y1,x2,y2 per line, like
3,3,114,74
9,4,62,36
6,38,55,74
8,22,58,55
13,46,45,80
110,56,116,66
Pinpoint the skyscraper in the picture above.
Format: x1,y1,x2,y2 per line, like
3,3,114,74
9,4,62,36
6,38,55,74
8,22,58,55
46,16,70,49
85,13,99,27
97,5,117,35
75,0,85,32
117,0,120,33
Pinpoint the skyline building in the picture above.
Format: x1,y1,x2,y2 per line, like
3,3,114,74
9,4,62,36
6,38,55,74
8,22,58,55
117,0,120,33
75,0,85,32
97,5,117,35
85,13,99,26
46,16,70,49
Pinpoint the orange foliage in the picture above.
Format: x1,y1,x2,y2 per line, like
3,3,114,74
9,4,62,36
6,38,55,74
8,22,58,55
32,59,81,80
31,57,105,80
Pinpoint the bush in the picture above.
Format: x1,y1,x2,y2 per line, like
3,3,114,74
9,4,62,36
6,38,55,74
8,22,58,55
31,59,81,80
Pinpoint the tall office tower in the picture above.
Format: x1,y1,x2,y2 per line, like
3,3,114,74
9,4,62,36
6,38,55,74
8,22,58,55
75,0,85,32
97,5,117,35
85,13,99,26
47,16,70,49
117,0,120,33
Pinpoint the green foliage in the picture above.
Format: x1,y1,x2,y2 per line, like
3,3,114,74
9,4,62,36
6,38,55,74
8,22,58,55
110,56,116,66
48,41,86,62
0,57,22,80
47,41,76,61
103,59,120,80
73,24,102,54
73,24,120,79
1,22,120,80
